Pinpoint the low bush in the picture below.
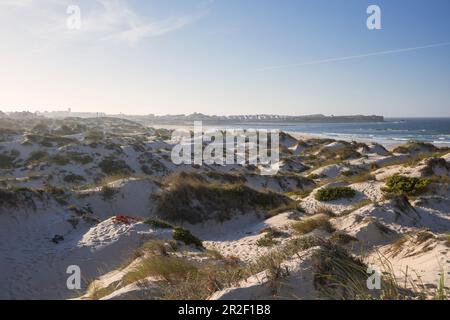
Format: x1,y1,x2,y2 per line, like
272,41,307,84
383,175,430,196
63,174,86,183
0,189,19,207
0,152,18,169
315,186,356,202
173,227,203,248
100,186,117,200
70,153,93,165
144,218,173,229
26,150,48,164
98,158,133,176
52,154,71,166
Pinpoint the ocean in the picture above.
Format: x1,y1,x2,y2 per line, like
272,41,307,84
206,118,450,146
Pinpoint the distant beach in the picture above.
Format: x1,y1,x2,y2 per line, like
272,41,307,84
153,118,450,149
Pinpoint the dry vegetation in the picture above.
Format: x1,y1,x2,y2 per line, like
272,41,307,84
153,172,294,224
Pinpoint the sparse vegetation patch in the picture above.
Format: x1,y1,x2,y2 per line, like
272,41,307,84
154,172,293,224
173,227,203,248
315,186,356,202
383,175,430,196
291,215,335,235
144,218,173,229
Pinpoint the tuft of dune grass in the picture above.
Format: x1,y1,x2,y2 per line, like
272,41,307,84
291,214,335,235
122,255,197,286
153,172,294,224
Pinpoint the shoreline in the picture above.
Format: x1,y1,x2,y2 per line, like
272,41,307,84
151,123,450,151
287,131,450,150
288,132,407,150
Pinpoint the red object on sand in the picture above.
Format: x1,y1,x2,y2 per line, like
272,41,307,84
113,215,142,224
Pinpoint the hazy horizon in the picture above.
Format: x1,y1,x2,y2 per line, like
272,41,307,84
1,0,450,117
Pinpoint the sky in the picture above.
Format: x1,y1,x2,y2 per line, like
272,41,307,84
0,0,450,117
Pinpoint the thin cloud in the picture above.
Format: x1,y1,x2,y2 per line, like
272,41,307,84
255,41,450,71
0,0,207,45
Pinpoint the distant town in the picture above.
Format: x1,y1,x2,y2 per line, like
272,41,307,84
0,109,384,125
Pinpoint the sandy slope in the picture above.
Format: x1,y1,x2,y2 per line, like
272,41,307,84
1,120,449,299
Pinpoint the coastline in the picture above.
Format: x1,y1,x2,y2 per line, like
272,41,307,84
151,123,450,151
288,132,407,150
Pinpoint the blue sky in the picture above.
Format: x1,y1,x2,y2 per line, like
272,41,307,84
1,0,449,116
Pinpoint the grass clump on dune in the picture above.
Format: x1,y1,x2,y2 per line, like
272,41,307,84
383,175,430,196
315,186,356,202
256,234,279,247
311,242,371,299
162,259,245,300
329,232,358,245
291,214,335,235
154,172,293,224
122,255,197,285
445,233,450,247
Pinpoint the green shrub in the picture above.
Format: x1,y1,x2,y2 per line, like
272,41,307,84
315,186,356,202
173,227,203,248
27,150,48,164
0,153,17,169
63,174,86,183
40,185,65,196
100,186,117,200
70,153,93,165
383,175,430,196
85,130,104,141
144,218,173,229
52,154,70,166
0,189,20,207
98,158,132,175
